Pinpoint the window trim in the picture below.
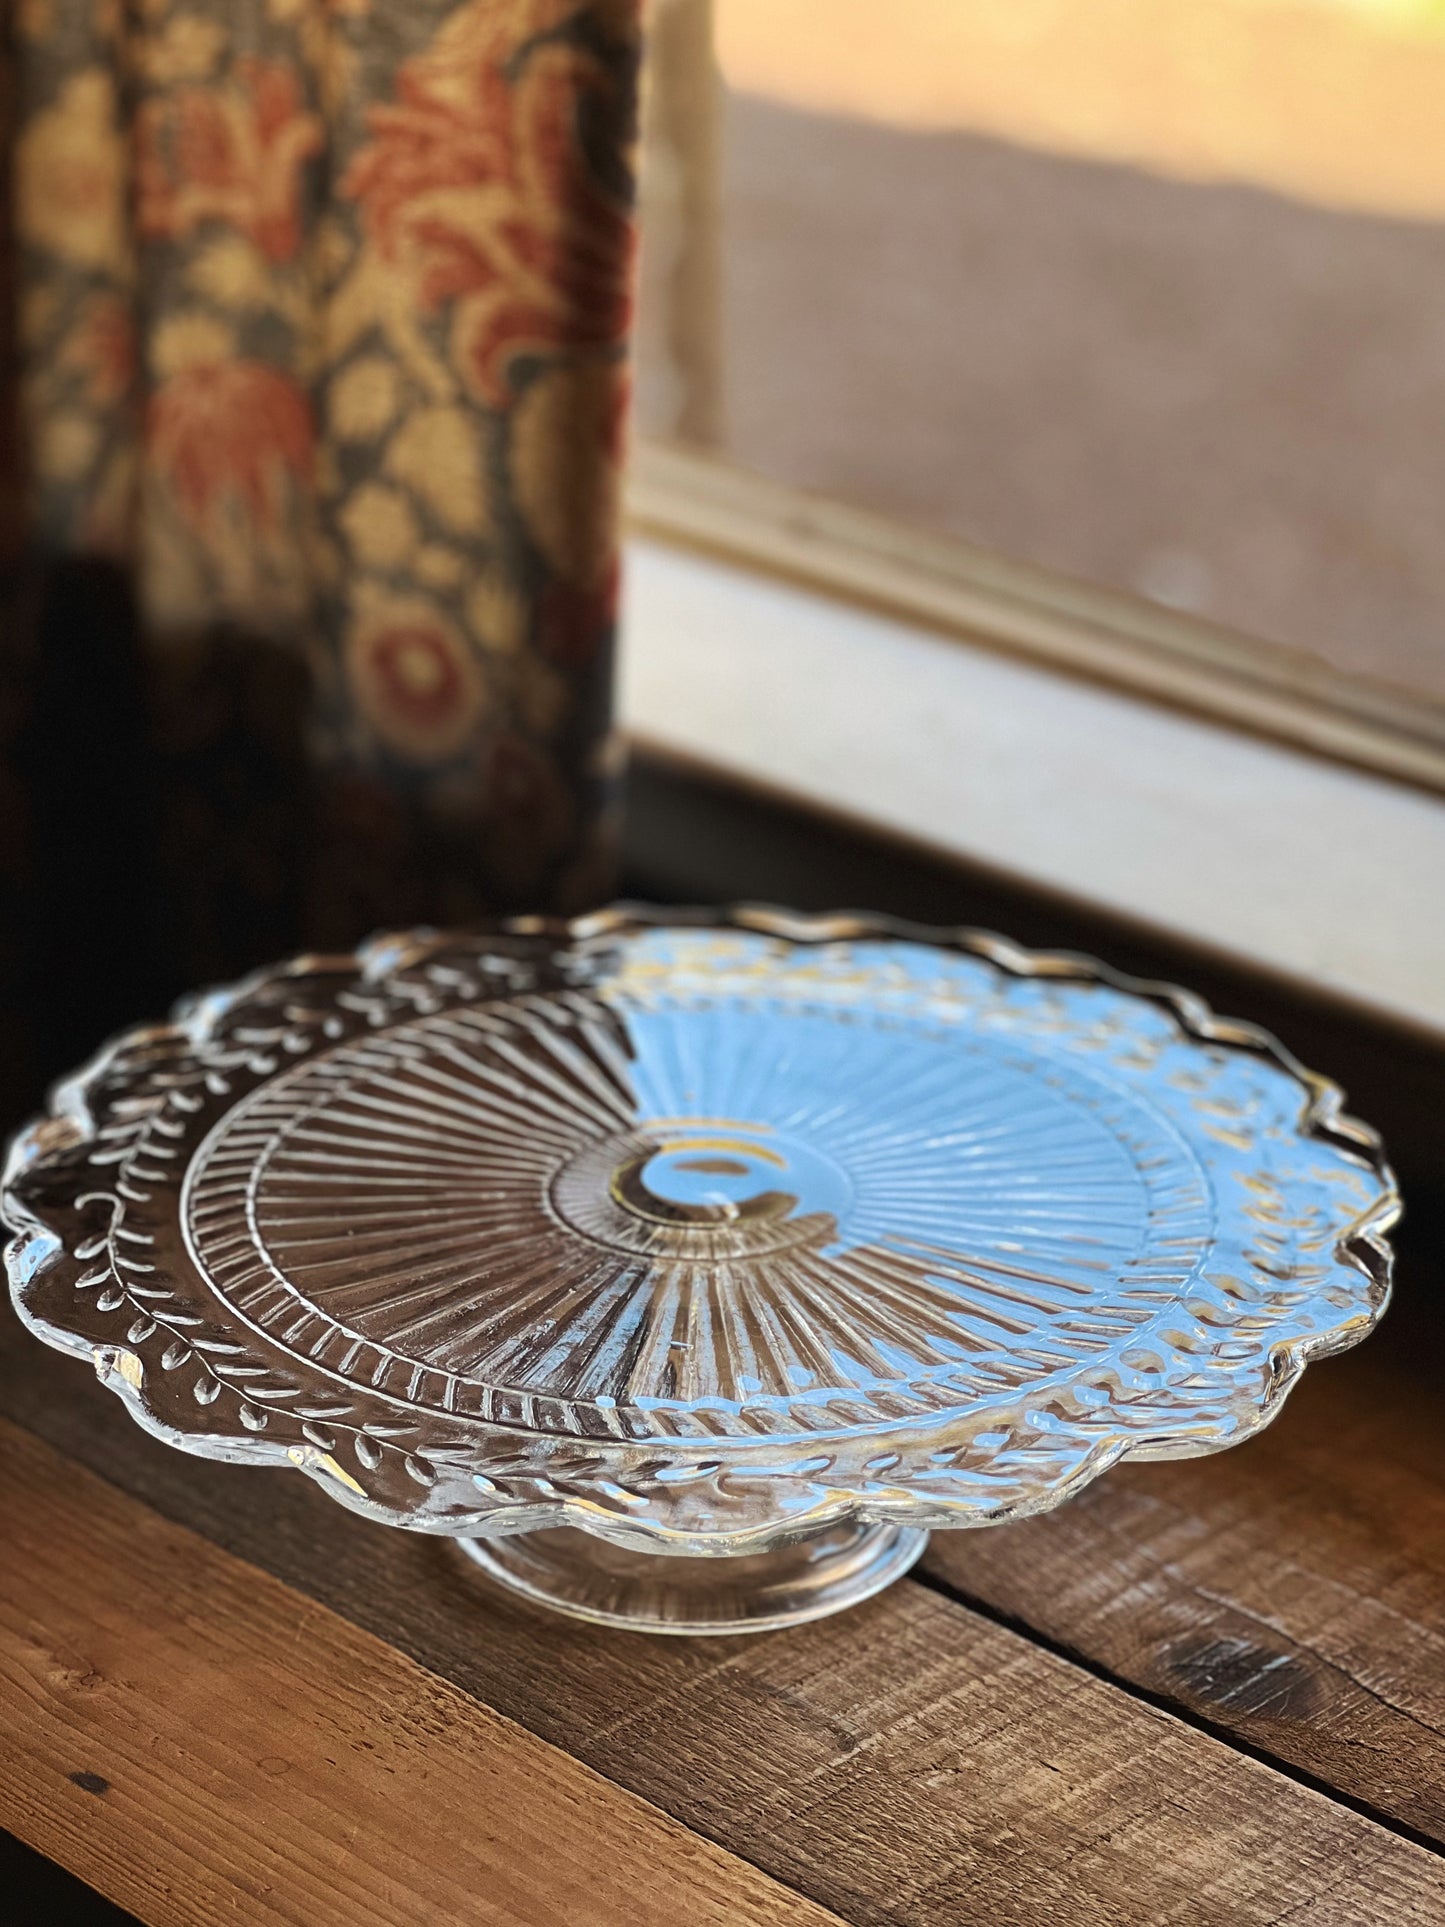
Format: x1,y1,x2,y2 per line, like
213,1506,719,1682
627,440,1445,799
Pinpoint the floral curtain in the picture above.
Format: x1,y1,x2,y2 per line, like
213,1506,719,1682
0,0,641,1110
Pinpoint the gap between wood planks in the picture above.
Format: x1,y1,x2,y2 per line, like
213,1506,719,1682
907,1560,1445,1861
915,1327,1445,1858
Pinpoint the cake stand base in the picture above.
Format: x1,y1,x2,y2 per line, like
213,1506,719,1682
451,1519,929,1635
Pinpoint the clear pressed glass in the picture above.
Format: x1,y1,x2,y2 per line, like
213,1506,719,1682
3,908,1397,1632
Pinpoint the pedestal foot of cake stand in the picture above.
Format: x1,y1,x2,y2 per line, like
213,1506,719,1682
451,1519,929,1635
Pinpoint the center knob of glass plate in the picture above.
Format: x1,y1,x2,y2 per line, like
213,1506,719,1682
615,1133,809,1225
549,1122,854,1255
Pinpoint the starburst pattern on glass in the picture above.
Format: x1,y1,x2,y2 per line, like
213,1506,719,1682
4,909,1398,1569
184,995,1215,1428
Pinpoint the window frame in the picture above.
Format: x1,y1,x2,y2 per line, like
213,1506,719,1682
628,442,1445,799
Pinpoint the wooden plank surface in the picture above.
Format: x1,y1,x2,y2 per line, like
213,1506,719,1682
0,1419,842,1927
922,1343,1445,1847
4,1331,1443,1927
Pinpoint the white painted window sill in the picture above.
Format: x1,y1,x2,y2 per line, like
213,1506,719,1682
620,536,1445,1042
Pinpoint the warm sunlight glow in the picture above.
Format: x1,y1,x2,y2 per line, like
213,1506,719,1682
715,0,1445,220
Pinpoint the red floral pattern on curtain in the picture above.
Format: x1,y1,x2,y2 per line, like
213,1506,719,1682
137,57,326,263
5,0,641,972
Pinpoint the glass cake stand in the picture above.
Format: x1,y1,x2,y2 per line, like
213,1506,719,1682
3,907,1397,1635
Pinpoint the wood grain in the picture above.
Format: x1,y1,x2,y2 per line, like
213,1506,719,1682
923,1342,1445,1843
0,1419,842,1927
4,1330,1444,1927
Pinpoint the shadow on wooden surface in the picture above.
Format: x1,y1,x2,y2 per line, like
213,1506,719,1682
0,1827,139,1925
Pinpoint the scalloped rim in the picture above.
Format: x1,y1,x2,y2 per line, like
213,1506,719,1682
3,904,1399,1552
